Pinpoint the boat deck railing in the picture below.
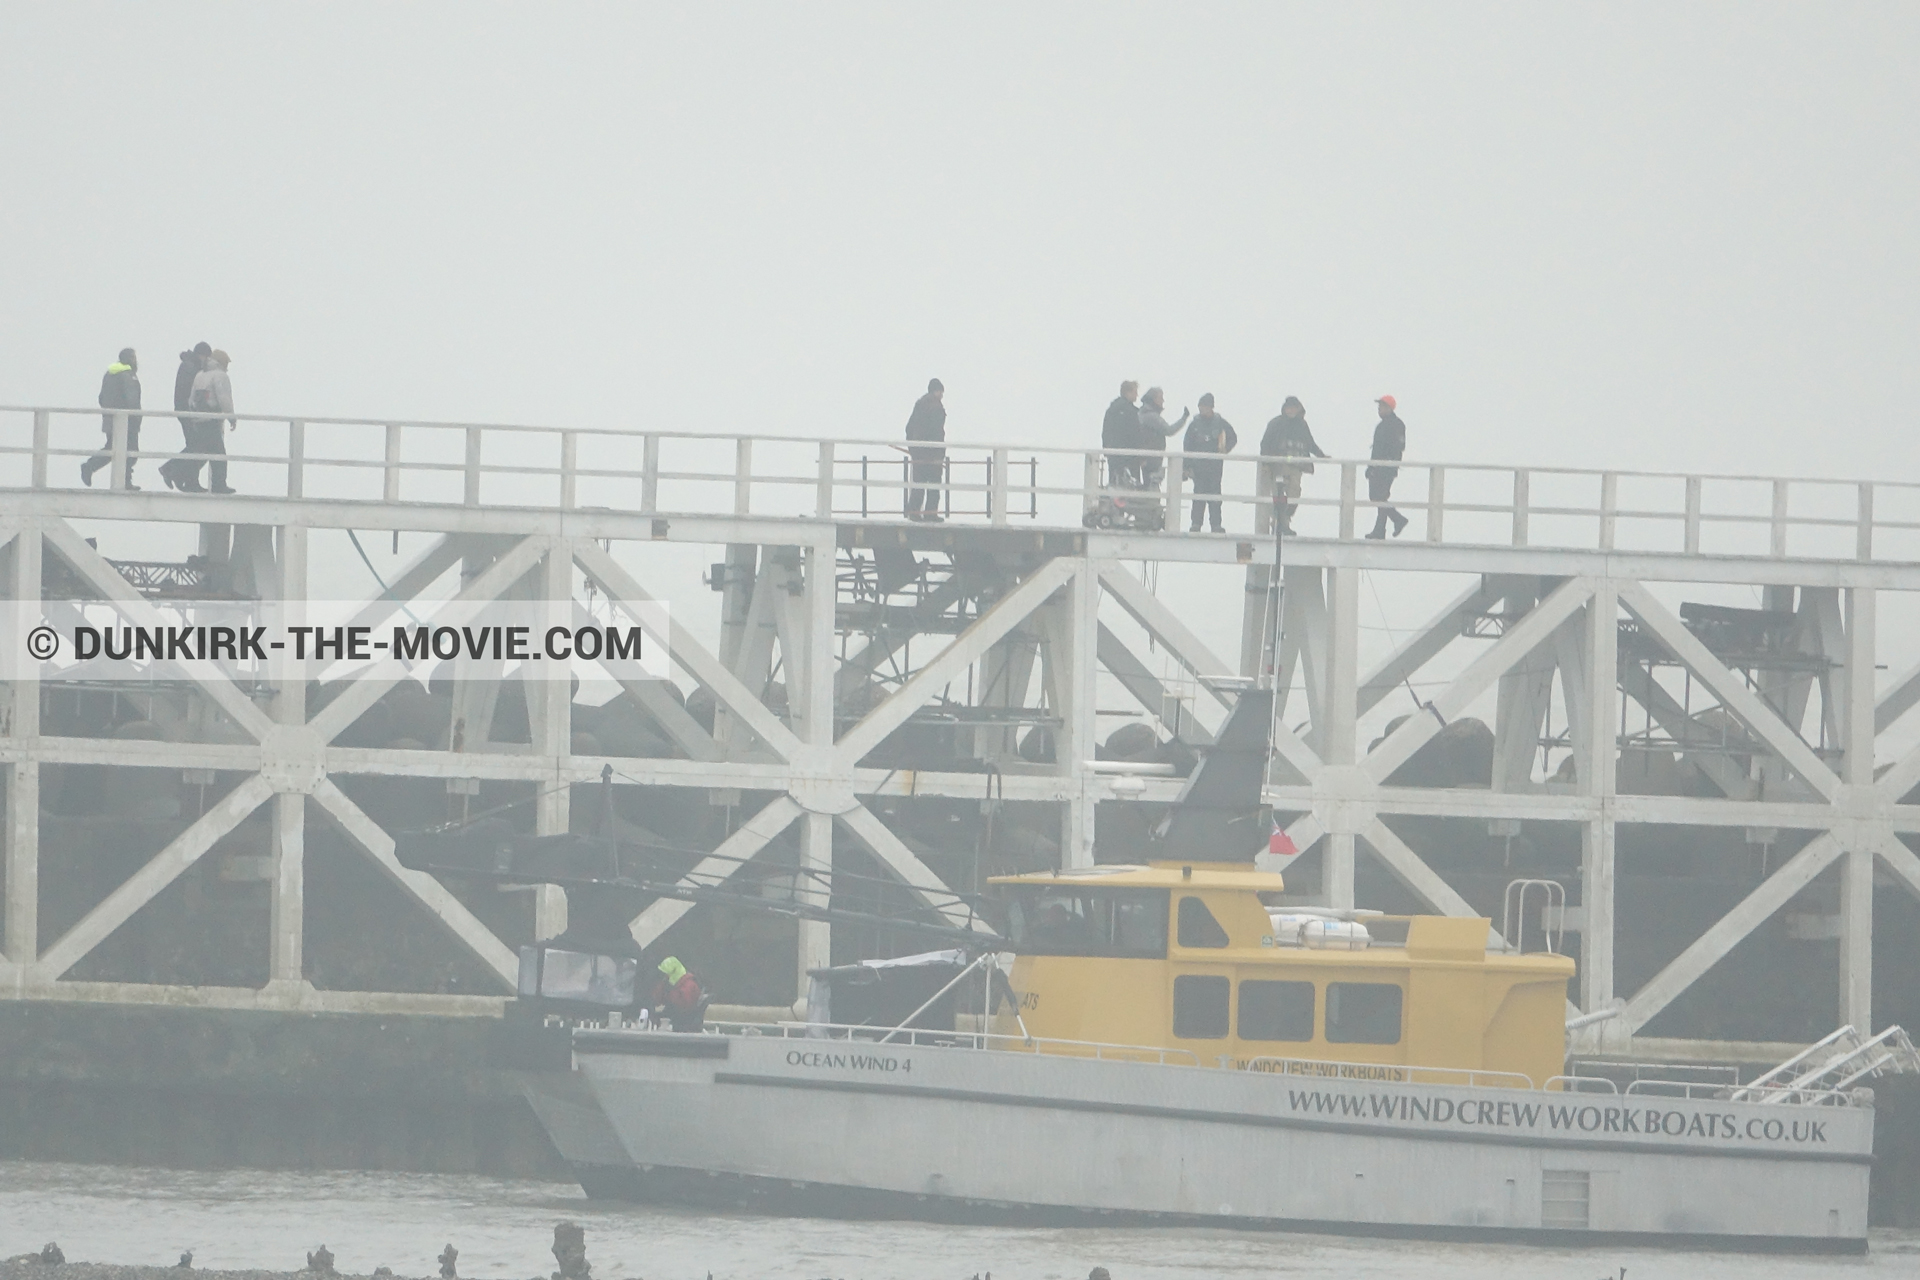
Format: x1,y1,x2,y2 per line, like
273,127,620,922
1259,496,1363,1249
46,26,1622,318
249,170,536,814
701,1019,1203,1066
694,1021,1876,1104
12,402,1920,561
1241,1055,1536,1090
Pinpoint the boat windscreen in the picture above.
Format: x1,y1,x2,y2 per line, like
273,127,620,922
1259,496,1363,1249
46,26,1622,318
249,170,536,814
1003,887,1170,958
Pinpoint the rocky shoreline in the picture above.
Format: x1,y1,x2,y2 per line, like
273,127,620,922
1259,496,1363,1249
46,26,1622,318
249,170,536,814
2,1269,404,1280
0,1237,1029,1280
1,1231,584,1280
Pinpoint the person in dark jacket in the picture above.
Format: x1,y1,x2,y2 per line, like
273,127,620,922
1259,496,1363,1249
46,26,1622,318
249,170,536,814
903,378,946,520
1101,381,1142,488
82,348,143,488
160,343,211,492
1181,393,1236,532
1259,396,1326,535
1365,395,1408,539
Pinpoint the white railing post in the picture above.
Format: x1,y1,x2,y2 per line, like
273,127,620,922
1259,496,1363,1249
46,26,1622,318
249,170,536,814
1339,463,1357,539
642,434,660,512
287,419,305,498
1684,475,1702,554
31,410,48,489
464,427,483,506
1084,451,1101,508
1511,469,1530,547
560,431,578,510
991,447,1009,526
1425,466,1445,543
1164,452,1184,527
816,440,835,519
1599,471,1617,551
1857,483,1874,562
1771,479,1789,558
108,412,129,491
734,437,753,515
383,423,402,503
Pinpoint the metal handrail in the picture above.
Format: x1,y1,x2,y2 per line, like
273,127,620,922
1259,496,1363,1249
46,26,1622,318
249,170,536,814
698,1019,1204,1066
6,402,1910,488
1502,878,1565,955
1544,1074,1619,1093
603,1019,1870,1105
6,403,1909,561
1727,1024,1920,1104
1239,1056,1537,1089
1621,1077,1865,1107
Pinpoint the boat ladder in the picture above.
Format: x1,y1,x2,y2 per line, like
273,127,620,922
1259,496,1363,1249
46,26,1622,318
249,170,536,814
1728,1024,1920,1104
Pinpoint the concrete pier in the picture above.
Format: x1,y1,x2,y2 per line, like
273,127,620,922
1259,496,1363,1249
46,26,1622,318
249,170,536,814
5,403,1920,1213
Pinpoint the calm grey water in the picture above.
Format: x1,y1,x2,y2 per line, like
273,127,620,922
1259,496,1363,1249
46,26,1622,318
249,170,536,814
2,1161,1917,1280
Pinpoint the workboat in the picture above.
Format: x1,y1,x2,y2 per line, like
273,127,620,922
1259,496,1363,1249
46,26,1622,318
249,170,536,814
429,694,1904,1251
532,861,1888,1253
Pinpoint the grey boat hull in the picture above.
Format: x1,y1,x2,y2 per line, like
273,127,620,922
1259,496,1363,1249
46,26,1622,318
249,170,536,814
566,1031,1875,1253
514,1067,635,1194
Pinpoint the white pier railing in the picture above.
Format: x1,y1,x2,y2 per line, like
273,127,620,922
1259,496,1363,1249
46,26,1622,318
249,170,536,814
6,404,1920,562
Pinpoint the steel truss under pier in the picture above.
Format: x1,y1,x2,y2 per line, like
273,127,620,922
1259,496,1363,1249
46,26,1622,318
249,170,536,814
6,403,1920,1061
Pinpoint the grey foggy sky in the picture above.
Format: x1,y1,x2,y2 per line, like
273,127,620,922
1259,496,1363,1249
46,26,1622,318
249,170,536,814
3,2,1917,480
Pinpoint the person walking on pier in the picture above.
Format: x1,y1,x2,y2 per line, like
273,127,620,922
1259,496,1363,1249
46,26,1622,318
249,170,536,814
1364,394,1407,540
1259,396,1324,535
1182,393,1236,532
1135,386,1188,489
81,348,142,488
903,377,946,521
161,344,211,491
1102,380,1143,488
171,349,236,494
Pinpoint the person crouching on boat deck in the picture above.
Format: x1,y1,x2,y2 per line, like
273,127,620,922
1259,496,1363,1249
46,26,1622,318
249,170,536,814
652,956,708,1032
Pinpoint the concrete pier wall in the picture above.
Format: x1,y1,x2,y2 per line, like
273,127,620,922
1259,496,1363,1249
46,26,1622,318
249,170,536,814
0,1004,565,1180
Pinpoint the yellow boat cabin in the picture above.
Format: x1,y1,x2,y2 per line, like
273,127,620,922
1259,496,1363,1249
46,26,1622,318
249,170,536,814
988,862,1575,1087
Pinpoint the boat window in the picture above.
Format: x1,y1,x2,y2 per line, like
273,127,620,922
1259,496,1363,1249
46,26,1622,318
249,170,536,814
1325,982,1403,1044
1172,974,1230,1039
1002,888,1169,958
1176,896,1230,949
1237,980,1314,1041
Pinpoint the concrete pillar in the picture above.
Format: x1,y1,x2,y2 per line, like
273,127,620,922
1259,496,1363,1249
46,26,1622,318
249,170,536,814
1240,563,1272,679
4,530,40,969
1754,585,1802,800
798,813,833,990
1324,566,1359,908
711,545,762,757
972,634,1037,766
1287,569,1330,754
531,539,573,942
1840,585,1876,1031
269,524,308,984
1580,583,1619,1031
1492,584,1551,792
1059,560,1100,868
446,549,505,753
795,540,837,986
269,794,306,983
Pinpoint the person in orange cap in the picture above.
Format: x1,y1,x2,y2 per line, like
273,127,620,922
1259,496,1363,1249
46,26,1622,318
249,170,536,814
1364,394,1407,539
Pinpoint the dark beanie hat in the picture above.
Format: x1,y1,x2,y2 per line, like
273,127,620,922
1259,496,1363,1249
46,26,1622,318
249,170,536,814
1198,392,1214,408
928,378,944,393
1282,395,1303,412
193,342,212,357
